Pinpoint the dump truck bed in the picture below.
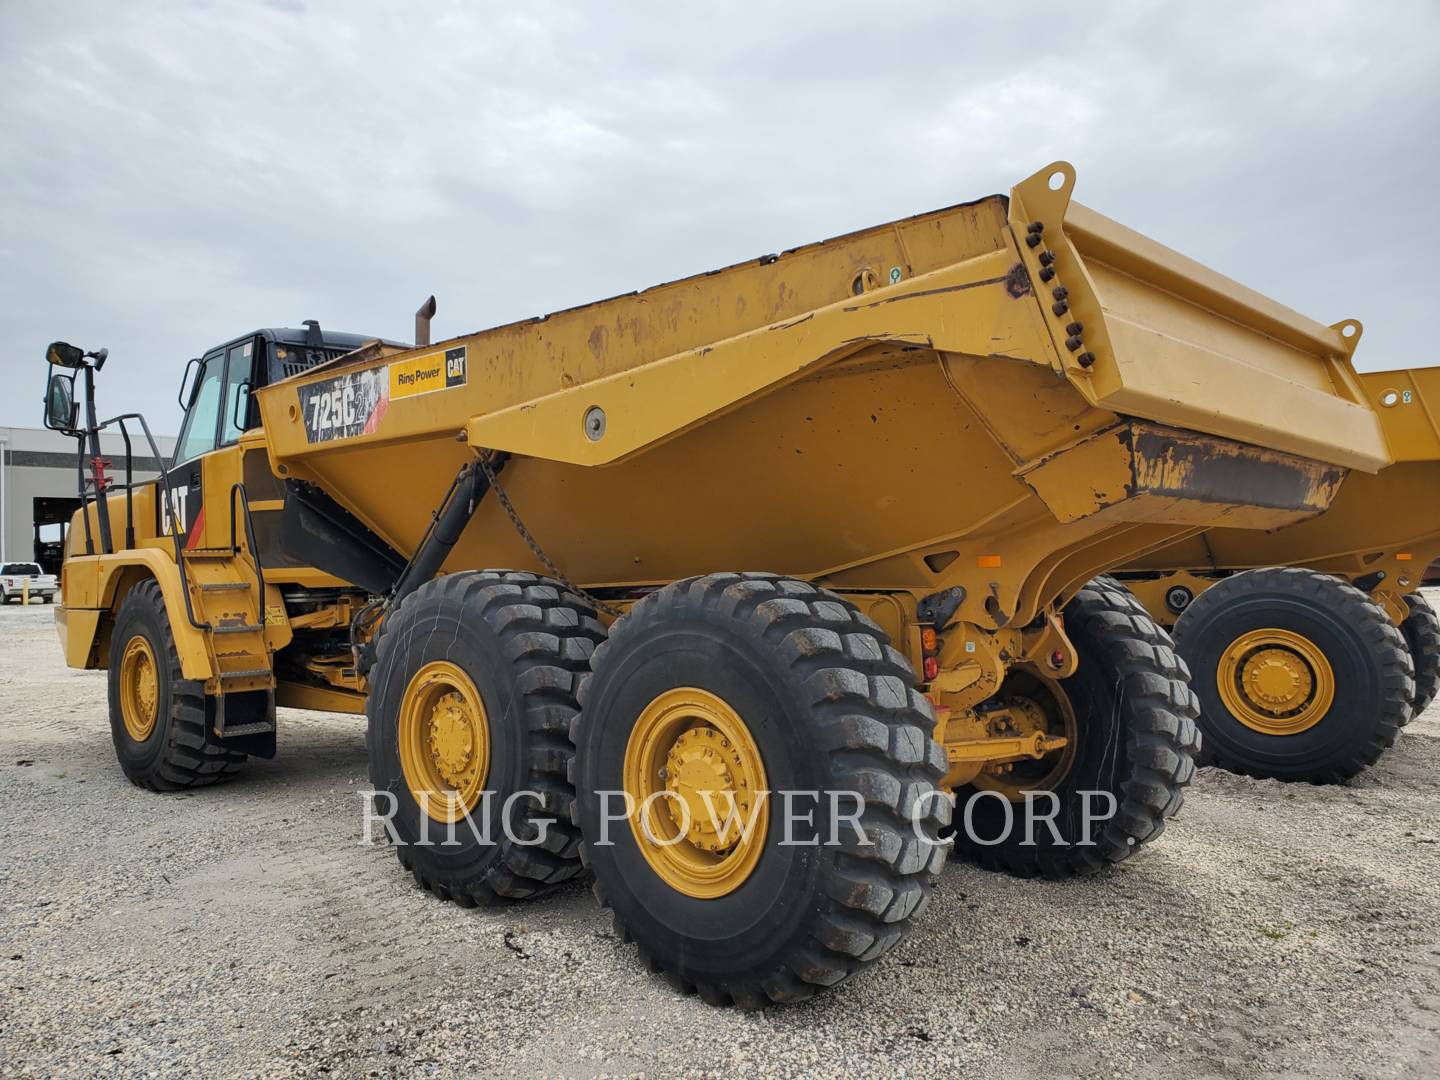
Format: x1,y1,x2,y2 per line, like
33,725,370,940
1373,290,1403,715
1120,366,1440,602
254,162,1388,628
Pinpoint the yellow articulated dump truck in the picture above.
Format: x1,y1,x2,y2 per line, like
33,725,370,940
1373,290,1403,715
43,162,1391,1007
1112,366,1440,784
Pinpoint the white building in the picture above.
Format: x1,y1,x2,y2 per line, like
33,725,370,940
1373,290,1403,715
0,426,177,572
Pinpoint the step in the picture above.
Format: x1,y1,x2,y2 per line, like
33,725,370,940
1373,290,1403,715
200,581,251,592
216,721,274,738
219,668,272,681
183,546,236,559
212,623,264,635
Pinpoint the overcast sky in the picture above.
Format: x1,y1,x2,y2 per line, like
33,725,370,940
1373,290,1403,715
2,1,1436,434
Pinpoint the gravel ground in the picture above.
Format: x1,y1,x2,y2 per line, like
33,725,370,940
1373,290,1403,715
2,596,1439,1079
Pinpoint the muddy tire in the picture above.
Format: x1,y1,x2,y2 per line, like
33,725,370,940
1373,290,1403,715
571,573,949,1007
108,580,247,791
1172,568,1412,783
366,571,606,906
951,579,1200,878
1400,592,1440,720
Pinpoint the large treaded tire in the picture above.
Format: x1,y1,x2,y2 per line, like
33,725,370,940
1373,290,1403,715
1172,567,1413,783
951,578,1201,878
571,573,950,1007
1401,592,1440,720
366,571,606,905
108,580,247,791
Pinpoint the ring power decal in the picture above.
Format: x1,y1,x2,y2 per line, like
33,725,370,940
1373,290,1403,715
297,346,467,443
390,345,467,401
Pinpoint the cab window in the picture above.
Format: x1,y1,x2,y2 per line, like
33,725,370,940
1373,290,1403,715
220,339,256,445
174,352,224,463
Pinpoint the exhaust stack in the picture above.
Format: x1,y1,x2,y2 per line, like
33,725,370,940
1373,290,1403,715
415,295,437,348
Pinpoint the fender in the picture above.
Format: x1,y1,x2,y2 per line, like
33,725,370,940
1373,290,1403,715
69,549,218,682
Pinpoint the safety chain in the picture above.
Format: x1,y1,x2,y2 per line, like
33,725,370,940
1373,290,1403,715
475,452,623,618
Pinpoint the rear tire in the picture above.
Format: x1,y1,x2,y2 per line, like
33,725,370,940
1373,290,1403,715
572,573,949,1007
366,571,606,906
1172,568,1413,783
951,579,1201,878
1400,592,1440,719
108,580,247,791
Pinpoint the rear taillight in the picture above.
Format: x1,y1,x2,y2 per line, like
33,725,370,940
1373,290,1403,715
920,625,941,681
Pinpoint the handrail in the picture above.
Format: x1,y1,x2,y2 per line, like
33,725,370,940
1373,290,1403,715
228,482,267,608
92,412,210,632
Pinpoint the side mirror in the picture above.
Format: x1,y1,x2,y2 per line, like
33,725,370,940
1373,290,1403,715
177,357,201,408
46,341,85,369
43,370,77,432
232,379,252,432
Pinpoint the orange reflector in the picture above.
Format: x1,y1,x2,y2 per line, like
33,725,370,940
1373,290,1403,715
1396,552,1414,561
922,655,940,681
978,554,1002,569
920,628,938,653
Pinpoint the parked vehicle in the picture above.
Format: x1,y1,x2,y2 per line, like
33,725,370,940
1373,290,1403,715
1,562,58,604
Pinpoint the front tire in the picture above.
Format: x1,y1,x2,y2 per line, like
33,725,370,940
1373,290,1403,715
572,573,949,1007
108,580,247,790
950,578,1200,878
1400,592,1440,719
366,571,606,905
1172,568,1413,783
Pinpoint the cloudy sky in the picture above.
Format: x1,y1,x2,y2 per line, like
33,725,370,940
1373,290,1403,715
2,1,1436,433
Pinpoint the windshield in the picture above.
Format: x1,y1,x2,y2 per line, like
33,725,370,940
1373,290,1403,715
2,563,43,576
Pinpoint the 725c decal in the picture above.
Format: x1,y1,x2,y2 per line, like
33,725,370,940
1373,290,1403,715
297,346,467,443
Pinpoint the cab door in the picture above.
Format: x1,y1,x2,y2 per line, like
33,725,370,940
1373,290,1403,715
162,339,258,547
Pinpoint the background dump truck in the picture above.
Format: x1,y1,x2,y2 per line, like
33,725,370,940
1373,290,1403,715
1112,366,1440,783
46,163,1393,1006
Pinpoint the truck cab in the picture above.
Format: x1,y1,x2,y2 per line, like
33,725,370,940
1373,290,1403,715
163,322,384,542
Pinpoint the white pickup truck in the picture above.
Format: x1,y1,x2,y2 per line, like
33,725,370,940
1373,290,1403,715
1,562,58,604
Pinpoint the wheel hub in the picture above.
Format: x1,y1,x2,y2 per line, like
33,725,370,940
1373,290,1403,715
428,692,478,786
971,670,1079,801
397,661,491,824
664,727,753,853
623,687,770,899
1218,628,1335,736
120,636,160,742
1242,648,1313,712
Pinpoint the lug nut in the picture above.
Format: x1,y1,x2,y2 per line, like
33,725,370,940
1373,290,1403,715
1077,352,1097,368
1065,321,1084,336
1052,301,1069,316
1065,336,1083,351
1038,250,1056,266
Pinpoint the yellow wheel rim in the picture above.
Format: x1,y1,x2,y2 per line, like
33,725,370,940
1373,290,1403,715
623,687,769,899
397,661,491,824
1218,627,1335,736
972,667,1079,802
119,636,160,742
